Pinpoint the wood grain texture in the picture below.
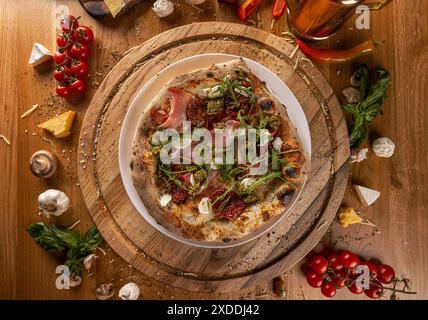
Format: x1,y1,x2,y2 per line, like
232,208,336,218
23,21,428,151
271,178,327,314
77,22,349,292
0,0,427,299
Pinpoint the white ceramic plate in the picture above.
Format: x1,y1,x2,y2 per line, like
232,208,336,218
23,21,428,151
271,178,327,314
119,54,311,248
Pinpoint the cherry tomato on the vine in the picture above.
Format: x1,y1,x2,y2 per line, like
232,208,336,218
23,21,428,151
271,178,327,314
328,254,344,272
339,251,360,269
377,264,395,284
56,85,72,98
53,51,67,64
53,69,65,82
70,43,90,61
347,279,364,294
70,79,87,95
70,61,89,78
310,255,329,275
60,15,79,32
364,280,384,299
56,35,68,48
77,26,94,44
331,270,347,288
362,261,379,279
306,271,324,288
321,282,336,298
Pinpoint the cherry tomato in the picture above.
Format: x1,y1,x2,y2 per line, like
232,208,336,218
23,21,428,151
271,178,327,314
331,270,347,288
56,85,72,98
321,282,336,298
306,271,324,288
63,66,74,77
77,26,94,44
70,79,87,95
347,279,364,294
68,29,79,42
377,264,395,284
70,61,89,78
364,280,384,299
328,254,344,272
60,15,79,32
339,250,360,269
56,35,68,48
53,50,67,64
70,43,90,61
362,261,379,279
53,69,65,82
310,255,329,275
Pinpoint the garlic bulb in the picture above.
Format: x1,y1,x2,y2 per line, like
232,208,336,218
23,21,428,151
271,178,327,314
119,282,140,300
38,189,70,217
152,0,174,18
372,137,395,158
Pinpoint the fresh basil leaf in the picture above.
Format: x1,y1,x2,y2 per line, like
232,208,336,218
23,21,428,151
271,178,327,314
80,227,103,253
358,64,371,101
51,226,80,249
27,222,66,253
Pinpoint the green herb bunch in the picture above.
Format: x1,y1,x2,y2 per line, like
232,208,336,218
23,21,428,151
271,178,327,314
342,65,391,148
27,222,103,276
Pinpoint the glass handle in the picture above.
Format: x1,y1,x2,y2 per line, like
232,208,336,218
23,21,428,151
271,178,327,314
365,0,394,10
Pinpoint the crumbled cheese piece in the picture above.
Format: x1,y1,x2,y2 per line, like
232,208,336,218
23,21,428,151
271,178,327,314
28,43,53,67
372,137,395,158
272,137,283,152
354,185,380,206
21,104,39,119
189,174,195,187
198,197,211,216
337,207,363,228
38,111,76,138
160,194,172,207
350,148,368,163
150,130,166,145
152,0,174,18
203,85,222,99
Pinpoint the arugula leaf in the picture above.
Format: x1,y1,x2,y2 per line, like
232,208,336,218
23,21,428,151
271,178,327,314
245,171,282,195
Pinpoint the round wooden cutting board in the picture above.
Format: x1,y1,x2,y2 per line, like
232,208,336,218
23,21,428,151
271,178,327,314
78,22,350,292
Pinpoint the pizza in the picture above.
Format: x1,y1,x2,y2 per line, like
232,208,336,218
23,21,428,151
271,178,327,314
130,58,307,242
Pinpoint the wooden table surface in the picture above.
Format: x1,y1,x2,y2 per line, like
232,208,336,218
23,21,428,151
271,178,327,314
1,0,427,300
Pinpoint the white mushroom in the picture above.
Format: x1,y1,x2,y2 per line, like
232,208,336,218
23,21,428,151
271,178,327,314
372,137,395,158
38,189,70,217
69,273,82,287
95,283,115,300
119,282,140,300
152,0,174,18
350,70,361,87
29,150,59,179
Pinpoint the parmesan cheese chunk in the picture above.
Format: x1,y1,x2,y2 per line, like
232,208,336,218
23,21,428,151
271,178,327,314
354,185,380,206
38,111,76,138
28,43,53,67
272,137,283,151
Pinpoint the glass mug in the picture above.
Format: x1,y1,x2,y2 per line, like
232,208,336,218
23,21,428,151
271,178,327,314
286,0,393,41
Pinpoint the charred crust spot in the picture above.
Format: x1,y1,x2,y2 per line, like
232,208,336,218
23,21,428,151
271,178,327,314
277,188,296,205
285,167,300,179
129,161,134,170
222,238,231,243
206,72,214,77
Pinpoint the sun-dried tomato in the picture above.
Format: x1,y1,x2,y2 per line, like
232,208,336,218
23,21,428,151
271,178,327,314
171,185,188,204
216,199,246,220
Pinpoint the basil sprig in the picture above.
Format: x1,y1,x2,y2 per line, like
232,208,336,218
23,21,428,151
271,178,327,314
342,65,391,148
27,222,102,276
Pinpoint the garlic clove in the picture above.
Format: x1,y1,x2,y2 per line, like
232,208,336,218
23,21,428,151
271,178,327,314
118,282,140,300
95,283,115,300
29,150,59,179
83,253,98,272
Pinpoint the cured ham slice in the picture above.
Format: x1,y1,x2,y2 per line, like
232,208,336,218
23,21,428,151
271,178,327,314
159,88,193,130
